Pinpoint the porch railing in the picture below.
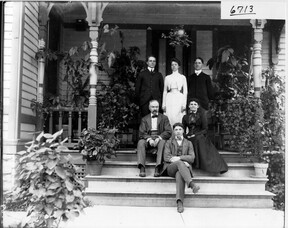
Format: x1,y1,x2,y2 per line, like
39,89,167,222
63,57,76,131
46,107,88,147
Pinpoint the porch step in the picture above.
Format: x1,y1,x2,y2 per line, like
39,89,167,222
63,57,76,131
62,148,249,164
115,149,247,163
85,190,273,208
85,176,268,193
101,161,254,178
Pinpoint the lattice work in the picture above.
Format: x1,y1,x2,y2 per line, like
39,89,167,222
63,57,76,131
75,164,86,179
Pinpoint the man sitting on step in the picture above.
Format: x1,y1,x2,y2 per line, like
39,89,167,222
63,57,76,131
137,99,172,177
161,122,200,213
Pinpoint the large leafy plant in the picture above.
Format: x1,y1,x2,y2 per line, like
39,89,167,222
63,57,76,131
9,130,86,228
207,45,250,99
97,47,145,131
219,95,267,162
78,128,120,162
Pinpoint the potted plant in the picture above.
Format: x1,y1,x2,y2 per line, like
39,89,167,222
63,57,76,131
219,94,270,177
77,127,120,176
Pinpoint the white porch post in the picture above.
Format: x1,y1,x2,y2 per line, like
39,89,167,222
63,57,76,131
86,2,108,129
37,3,49,131
250,19,267,98
37,39,46,104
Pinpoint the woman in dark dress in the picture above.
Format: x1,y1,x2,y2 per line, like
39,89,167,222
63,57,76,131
182,98,228,174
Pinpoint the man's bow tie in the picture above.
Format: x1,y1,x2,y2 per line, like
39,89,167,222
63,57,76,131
152,115,158,118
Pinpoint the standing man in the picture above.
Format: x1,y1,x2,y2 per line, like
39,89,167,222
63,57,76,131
187,57,215,111
162,122,200,213
137,100,172,177
135,56,164,117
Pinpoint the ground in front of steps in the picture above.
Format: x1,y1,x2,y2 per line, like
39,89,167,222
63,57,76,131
4,205,284,228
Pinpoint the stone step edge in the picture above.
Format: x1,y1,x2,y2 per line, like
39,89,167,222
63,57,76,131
84,189,274,197
63,149,240,155
102,161,254,167
84,175,268,182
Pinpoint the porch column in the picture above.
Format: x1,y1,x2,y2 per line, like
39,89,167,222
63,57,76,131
37,3,49,131
86,2,108,129
250,19,267,98
37,39,45,104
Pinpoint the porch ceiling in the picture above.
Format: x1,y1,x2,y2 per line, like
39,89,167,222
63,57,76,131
103,2,251,26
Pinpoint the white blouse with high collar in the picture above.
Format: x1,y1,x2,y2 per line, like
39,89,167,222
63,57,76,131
164,71,187,92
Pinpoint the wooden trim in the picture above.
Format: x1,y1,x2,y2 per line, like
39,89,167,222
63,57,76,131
17,3,26,139
64,22,251,31
19,113,37,125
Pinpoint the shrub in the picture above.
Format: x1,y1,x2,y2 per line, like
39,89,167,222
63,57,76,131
265,152,285,211
219,95,266,161
9,130,86,228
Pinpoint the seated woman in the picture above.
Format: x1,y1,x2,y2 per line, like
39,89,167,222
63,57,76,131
182,98,228,174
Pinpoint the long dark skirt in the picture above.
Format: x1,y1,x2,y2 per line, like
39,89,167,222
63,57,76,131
189,134,228,174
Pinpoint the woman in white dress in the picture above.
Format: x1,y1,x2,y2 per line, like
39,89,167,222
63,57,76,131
162,58,187,127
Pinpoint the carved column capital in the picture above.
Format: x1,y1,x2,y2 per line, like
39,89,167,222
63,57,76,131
250,20,267,98
86,2,108,27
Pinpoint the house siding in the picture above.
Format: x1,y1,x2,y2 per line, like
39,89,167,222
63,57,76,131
3,2,13,139
277,26,285,77
3,2,39,191
20,2,39,126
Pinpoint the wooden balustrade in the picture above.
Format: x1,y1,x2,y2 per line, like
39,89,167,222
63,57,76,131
46,107,88,146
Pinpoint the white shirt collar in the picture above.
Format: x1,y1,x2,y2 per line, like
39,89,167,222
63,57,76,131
148,67,154,72
195,70,202,76
151,113,158,117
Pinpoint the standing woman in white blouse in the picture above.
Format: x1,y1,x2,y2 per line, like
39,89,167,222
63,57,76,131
162,58,188,127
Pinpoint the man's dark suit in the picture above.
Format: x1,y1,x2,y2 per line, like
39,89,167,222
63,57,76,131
137,113,172,168
135,69,164,117
187,72,214,110
162,137,195,202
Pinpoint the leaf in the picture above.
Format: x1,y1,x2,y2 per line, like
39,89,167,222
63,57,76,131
49,182,61,190
46,159,58,169
66,194,75,203
65,210,79,220
25,162,37,170
55,166,67,179
73,189,83,198
44,205,53,216
43,133,53,139
53,209,65,218
46,196,56,203
46,175,56,183
65,179,74,191
54,199,63,209
36,131,44,142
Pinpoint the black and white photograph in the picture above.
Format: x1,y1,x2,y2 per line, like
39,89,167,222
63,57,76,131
0,1,286,227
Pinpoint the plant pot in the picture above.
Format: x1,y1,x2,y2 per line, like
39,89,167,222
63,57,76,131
86,160,104,176
253,162,268,177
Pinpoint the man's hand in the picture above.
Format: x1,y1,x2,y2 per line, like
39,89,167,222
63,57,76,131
154,137,161,146
149,139,155,147
170,156,181,163
183,161,190,167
